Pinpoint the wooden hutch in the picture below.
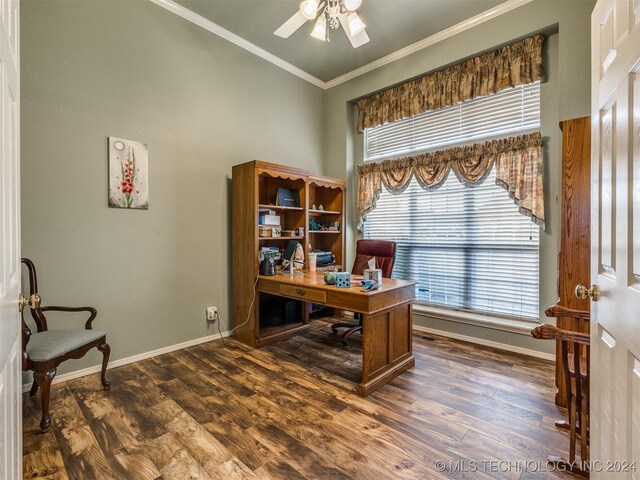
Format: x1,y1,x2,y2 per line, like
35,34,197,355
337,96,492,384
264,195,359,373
231,160,346,347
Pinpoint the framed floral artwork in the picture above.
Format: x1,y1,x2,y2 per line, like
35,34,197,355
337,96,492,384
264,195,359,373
108,137,149,209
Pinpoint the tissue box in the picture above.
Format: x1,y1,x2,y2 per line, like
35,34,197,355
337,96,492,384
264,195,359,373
364,268,382,285
335,272,351,288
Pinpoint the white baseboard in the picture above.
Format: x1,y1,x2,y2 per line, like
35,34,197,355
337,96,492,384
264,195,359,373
22,331,230,393
22,325,552,393
413,325,555,361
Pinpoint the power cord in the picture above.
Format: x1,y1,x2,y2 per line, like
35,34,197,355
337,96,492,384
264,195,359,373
216,311,226,346
217,275,259,347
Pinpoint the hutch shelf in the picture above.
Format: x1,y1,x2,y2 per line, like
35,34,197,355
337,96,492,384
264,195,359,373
232,160,346,348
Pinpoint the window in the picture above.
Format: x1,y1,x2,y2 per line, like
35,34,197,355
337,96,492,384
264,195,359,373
365,82,540,162
363,84,540,321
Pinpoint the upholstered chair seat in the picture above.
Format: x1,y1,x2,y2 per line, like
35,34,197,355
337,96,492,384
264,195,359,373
26,329,107,362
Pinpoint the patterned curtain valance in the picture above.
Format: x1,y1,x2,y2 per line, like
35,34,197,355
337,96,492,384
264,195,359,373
357,132,545,229
356,34,545,132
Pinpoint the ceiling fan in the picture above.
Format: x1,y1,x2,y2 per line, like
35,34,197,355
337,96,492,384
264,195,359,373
274,0,370,48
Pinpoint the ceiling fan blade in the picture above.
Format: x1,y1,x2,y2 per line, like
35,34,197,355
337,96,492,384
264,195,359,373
338,13,370,48
274,10,308,38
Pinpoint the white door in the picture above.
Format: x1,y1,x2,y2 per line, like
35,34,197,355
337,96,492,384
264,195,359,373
591,0,640,475
0,0,21,477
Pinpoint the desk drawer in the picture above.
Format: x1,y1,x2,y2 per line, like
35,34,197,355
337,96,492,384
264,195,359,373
279,284,326,303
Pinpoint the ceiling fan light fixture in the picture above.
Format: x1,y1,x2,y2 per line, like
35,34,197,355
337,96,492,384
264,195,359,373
310,16,327,41
276,0,367,46
347,12,366,36
300,0,319,20
343,0,362,11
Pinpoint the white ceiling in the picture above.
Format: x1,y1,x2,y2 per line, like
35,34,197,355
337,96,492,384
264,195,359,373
171,0,513,84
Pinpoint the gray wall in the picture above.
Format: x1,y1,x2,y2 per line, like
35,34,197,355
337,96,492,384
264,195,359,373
21,0,595,379
324,0,595,355
20,0,324,377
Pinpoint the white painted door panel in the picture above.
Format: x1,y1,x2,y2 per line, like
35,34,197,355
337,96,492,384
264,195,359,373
0,0,20,476
591,0,640,476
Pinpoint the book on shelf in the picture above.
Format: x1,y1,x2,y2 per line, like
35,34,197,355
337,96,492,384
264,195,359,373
260,246,281,260
275,188,300,208
258,214,280,225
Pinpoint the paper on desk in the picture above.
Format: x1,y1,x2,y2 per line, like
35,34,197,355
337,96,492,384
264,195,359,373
368,257,376,269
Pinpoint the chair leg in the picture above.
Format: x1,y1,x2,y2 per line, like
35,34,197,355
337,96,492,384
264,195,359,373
97,343,111,391
569,393,577,463
340,326,363,346
331,322,358,334
29,379,39,397
33,369,56,433
580,377,589,462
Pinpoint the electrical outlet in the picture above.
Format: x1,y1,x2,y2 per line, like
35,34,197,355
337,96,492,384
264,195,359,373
206,306,218,322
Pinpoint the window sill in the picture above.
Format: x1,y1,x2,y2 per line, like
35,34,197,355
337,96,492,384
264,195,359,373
412,304,538,335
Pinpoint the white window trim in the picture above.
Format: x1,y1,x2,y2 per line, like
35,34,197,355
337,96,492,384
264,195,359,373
412,303,539,335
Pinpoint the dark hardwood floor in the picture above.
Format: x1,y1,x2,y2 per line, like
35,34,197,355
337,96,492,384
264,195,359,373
23,320,573,479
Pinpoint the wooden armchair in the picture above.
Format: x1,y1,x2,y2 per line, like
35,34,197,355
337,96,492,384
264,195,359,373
531,304,590,477
21,258,110,432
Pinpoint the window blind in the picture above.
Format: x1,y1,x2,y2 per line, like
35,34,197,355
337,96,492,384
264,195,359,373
364,171,540,320
362,83,541,321
365,82,540,162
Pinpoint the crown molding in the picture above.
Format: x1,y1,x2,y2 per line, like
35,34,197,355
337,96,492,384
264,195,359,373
150,0,535,91
149,0,327,89
324,0,535,88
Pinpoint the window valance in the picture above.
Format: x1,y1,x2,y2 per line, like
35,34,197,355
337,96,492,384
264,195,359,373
356,34,545,132
357,132,545,229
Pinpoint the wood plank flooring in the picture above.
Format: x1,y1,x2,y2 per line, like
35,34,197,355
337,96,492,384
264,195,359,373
23,320,574,479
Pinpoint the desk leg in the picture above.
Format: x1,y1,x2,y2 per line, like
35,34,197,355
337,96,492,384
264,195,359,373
359,301,415,396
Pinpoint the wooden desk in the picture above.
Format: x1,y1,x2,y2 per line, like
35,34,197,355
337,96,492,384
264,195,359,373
257,272,416,396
